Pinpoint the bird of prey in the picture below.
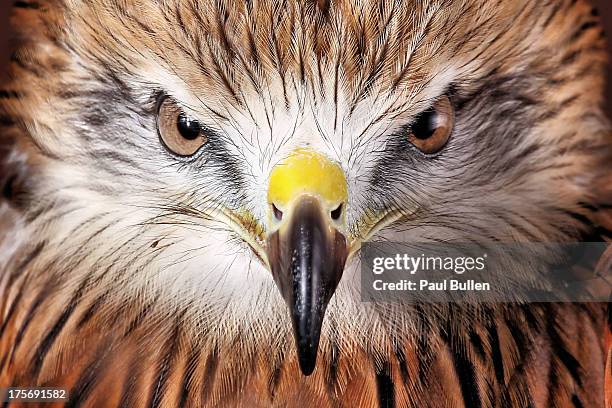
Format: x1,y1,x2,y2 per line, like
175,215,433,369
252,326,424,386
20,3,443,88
0,0,611,406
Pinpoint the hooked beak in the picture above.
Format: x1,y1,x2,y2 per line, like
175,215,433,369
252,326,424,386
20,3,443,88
266,148,349,375
267,196,348,375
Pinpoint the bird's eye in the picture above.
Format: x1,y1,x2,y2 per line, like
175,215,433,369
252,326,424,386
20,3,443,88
407,96,454,154
157,97,208,156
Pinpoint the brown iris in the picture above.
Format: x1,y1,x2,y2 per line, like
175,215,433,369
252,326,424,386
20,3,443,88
157,97,207,156
407,96,454,154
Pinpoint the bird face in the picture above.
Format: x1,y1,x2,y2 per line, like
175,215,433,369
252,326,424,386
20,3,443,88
153,78,459,372
12,0,610,375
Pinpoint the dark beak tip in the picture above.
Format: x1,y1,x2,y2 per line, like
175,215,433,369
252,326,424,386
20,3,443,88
299,360,316,376
297,345,318,376
267,197,349,376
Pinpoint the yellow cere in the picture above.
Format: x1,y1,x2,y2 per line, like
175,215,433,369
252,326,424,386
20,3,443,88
268,148,348,208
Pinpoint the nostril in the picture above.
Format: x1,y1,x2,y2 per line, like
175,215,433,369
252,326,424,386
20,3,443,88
272,204,283,221
330,204,343,221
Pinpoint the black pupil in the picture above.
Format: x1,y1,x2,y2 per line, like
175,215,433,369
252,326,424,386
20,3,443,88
177,113,202,140
411,109,438,140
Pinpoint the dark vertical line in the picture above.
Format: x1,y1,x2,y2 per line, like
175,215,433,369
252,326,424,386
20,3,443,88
179,346,201,407
4,242,45,293
487,322,505,387
121,295,159,338
571,394,584,408
118,349,144,408
28,274,92,379
7,279,53,368
267,350,285,399
450,348,482,408
547,323,583,387
65,340,112,408
200,349,219,404
442,324,482,408
375,361,395,408
392,341,409,384
0,290,24,340
326,340,339,393
148,316,182,408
